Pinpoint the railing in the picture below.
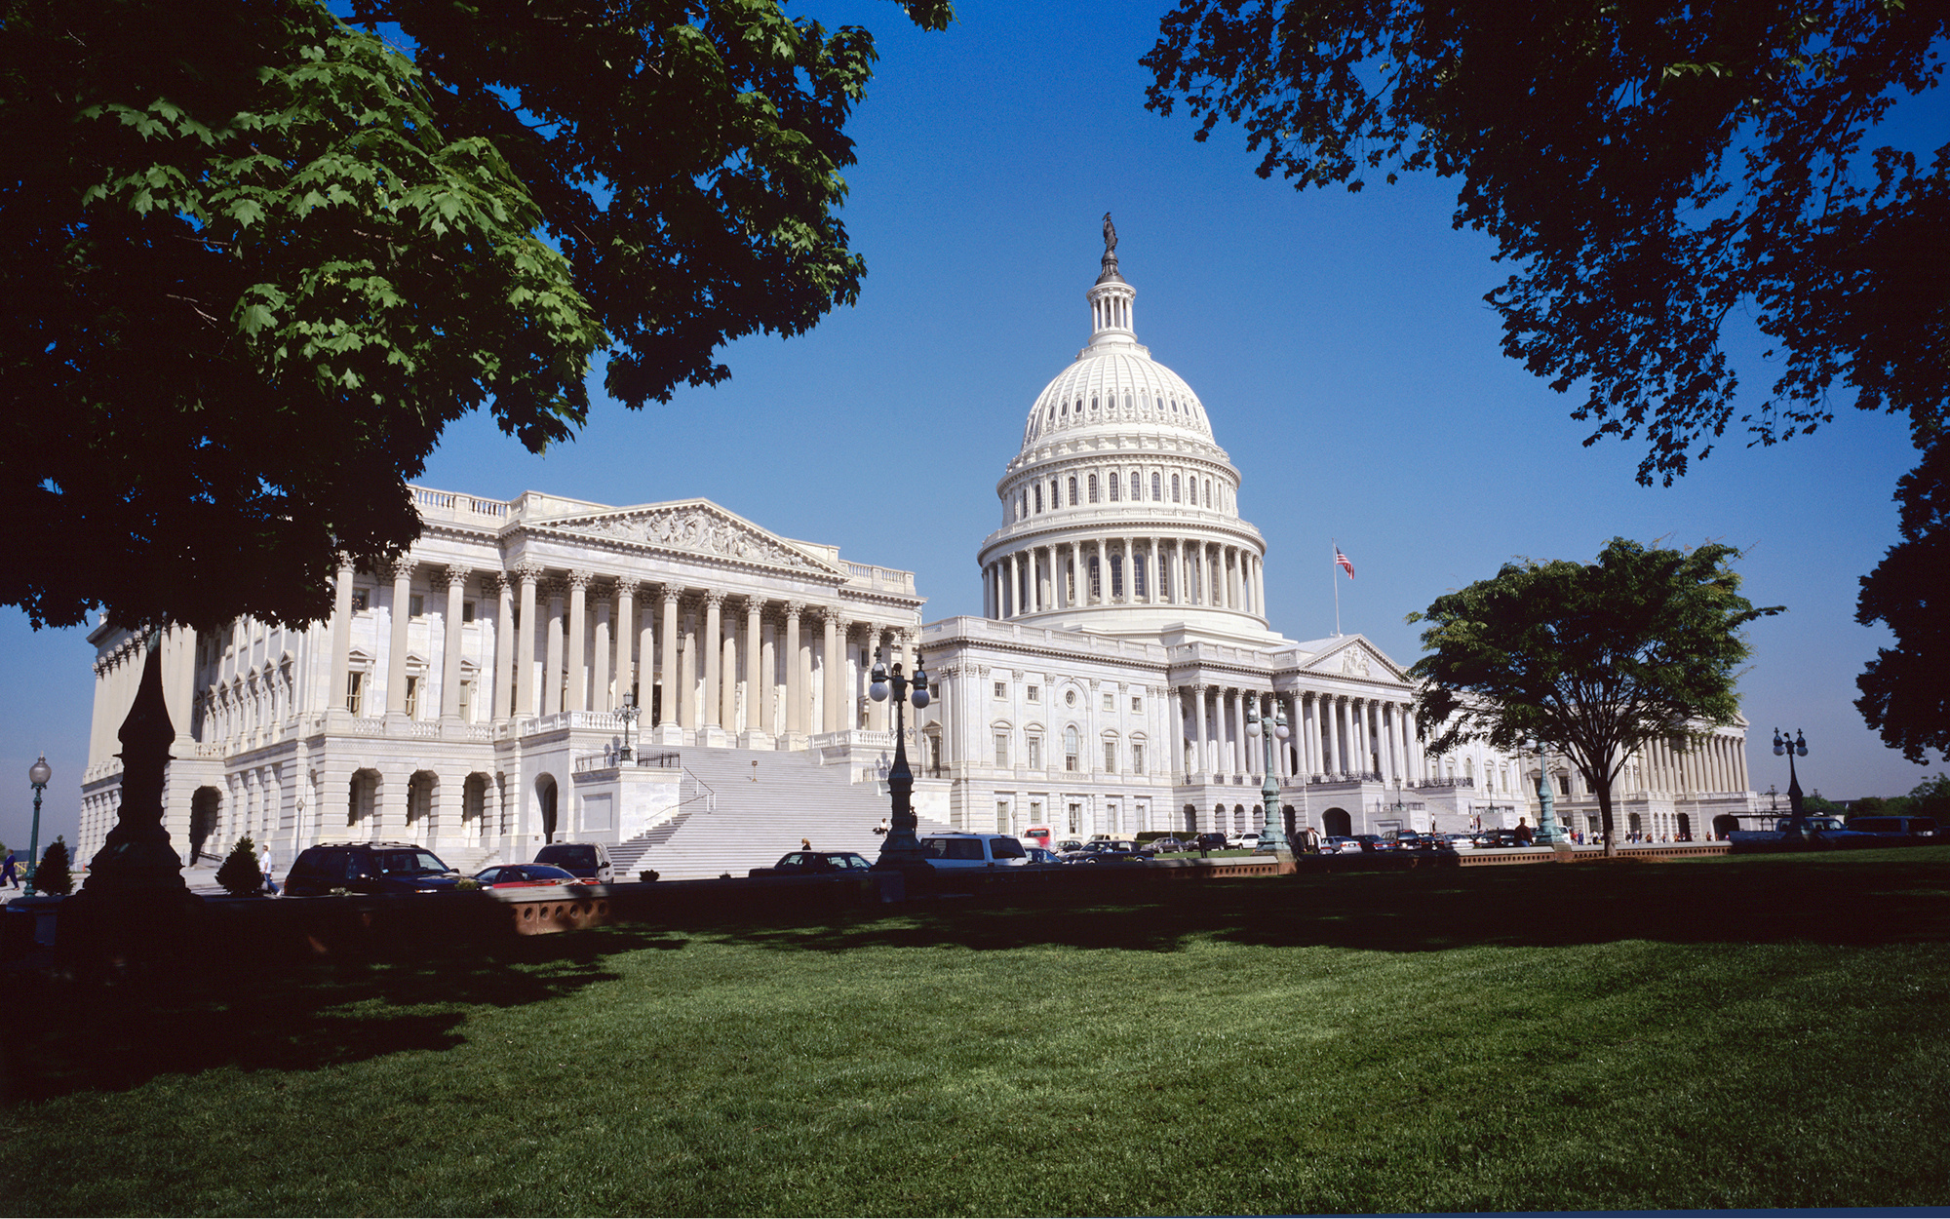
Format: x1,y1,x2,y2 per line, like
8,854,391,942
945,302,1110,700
410,485,511,521
573,749,682,774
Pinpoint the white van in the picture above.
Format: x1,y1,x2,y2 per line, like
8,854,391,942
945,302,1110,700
918,833,1030,869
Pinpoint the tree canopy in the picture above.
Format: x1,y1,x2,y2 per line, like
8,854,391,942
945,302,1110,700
1855,436,1950,761
1142,0,1948,484
1408,538,1781,855
0,0,950,633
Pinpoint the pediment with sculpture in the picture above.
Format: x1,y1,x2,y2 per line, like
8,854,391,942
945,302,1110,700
1302,636,1409,684
529,502,845,578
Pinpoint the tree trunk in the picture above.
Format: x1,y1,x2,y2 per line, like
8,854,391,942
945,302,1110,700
1596,777,1617,858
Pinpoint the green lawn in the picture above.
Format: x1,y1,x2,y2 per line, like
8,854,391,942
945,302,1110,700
4,847,1948,1215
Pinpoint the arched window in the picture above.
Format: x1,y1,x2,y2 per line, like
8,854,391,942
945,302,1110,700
1088,474,1100,503
1151,472,1162,500
1171,474,1181,503
1061,400,1068,417
1204,479,1213,507
1171,399,1179,413
1110,554,1124,598
1108,473,1120,502
1134,553,1147,598
1064,726,1080,771
1051,480,1061,509
1046,406,1054,425
1091,396,1099,413
1068,476,1079,506
1129,470,1141,500
1033,484,1043,513
1088,555,1102,599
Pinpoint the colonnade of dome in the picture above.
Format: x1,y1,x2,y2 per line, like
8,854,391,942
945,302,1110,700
978,244,1270,635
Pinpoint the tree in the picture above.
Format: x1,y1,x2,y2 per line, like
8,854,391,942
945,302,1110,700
215,835,264,897
1,0,950,633
1143,0,1948,484
35,837,73,896
1408,539,1781,857
1903,772,1950,820
1855,437,1950,762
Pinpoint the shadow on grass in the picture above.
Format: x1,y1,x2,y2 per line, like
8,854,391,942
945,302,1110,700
0,924,689,1106
707,845,1950,958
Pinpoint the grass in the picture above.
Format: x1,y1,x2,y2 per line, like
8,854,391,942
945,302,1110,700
3,847,1949,1215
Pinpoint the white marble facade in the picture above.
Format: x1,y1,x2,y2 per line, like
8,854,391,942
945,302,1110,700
79,239,1759,868
80,495,924,871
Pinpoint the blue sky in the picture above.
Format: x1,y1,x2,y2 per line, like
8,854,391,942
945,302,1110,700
4,1,1941,852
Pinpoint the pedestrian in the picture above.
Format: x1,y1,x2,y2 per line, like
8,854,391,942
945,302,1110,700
801,837,811,851
1514,818,1534,846
1,850,16,889
261,846,279,896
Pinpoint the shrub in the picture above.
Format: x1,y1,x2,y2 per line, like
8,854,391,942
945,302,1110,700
35,837,74,895
216,836,263,897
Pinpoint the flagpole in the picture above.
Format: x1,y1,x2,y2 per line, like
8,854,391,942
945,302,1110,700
1331,538,1341,636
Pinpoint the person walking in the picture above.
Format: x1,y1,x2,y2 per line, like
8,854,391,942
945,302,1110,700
261,846,279,896
1,850,17,889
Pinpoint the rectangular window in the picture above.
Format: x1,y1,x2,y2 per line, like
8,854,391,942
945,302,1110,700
458,679,474,723
351,588,370,612
1089,558,1101,599
408,593,425,618
994,732,1010,767
1068,803,1081,834
344,671,364,715
1558,775,1571,796
1132,743,1145,775
1027,685,1039,703
1104,691,1115,712
1065,746,1078,772
1104,741,1117,772
997,801,1010,833
1134,555,1147,598
1030,799,1042,824
1131,695,1143,712
1111,554,1123,597
1027,736,1042,769
403,675,420,718
461,600,476,623
1108,802,1120,832
994,681,1007,699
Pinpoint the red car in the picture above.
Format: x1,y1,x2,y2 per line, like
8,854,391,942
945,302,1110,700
472,863,581,889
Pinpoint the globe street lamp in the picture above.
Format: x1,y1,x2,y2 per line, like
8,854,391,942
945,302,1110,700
1245,701,1290,852
869,651,930,866
1774,728,1810,840
25,753,50,897
617,692,642,763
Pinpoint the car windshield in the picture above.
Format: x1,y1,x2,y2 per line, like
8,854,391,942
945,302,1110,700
377,850,448,875
990,838,1026,859
823,854,867,870
539,846,596,868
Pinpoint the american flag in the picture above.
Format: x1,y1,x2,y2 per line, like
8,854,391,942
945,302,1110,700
1334,546,1355,578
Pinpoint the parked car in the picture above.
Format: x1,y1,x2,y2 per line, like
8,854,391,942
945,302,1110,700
534,842,615,885
1439,833,1475,851
1350,834,1393,853
1022,847,1061,865
1192,832,1229,852
1145,836,1191,854
1474,829,1520,849
1320,836,1360,855
919,833,1030,868
1066,849,1149,865
1226,832,1261,851
750,850,874,877
473,863,581,889
1843,815,1939,840
1055,839,1085,855
283,843,463,897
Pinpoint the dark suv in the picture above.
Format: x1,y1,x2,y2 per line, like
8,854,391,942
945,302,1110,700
283,843,463,897
534,842,615,884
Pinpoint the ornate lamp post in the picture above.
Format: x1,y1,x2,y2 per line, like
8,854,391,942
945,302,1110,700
1774,728,1809,840
25,753,50,897
617,692,642,763
1531,739,1567,845
869,650,930,866
1245,701,1290,852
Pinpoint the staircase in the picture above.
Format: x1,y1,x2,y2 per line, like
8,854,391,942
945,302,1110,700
609,746,953,880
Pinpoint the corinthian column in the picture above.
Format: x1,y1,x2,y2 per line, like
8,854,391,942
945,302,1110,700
821,608,842,734
383,558,414,716
515,566,540,719
328,556,355,720
437,566,466,721
565,570,590,712
702,591,725,738
493,572,516,722
783,602,805,745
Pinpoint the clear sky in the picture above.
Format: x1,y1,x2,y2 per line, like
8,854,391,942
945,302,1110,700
5,1,1941,853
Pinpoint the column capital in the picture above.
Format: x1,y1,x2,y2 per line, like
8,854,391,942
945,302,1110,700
513,563,545,585
702,589,728,610
783,599,806,621
378,557,415,582
431,565,467,593
565,569,594,591
659,583,682,610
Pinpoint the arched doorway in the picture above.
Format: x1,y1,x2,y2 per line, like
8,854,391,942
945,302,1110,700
1233,804,1247,835
1182,804,1197,833
1282,804,1297,840
1323,807,1352,837
463,774,490,844
536,774,559,843
407,771,436,841
1712,813,1739,840
189,787,222,864
348,769,380,834
1676,812,1692,841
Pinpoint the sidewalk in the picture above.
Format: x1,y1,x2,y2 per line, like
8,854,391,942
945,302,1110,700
1,859,234,905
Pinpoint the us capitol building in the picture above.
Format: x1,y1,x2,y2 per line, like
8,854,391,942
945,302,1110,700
78,235,1760,877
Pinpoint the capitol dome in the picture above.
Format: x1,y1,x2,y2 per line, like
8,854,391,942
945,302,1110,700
978,228,1272,639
